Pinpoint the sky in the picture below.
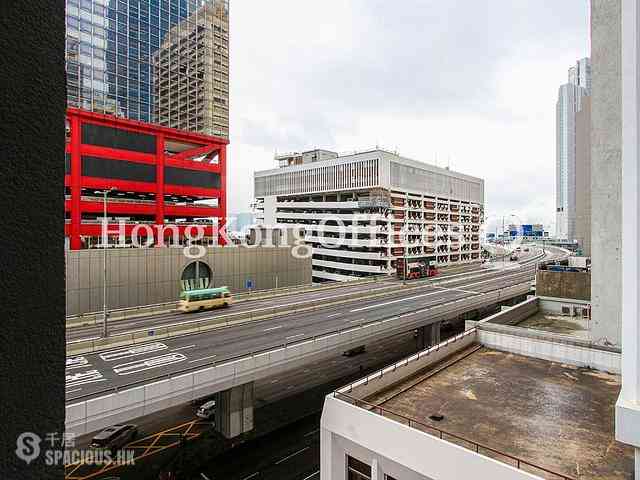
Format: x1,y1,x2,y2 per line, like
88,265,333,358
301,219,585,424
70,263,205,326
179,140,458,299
225,0,590,234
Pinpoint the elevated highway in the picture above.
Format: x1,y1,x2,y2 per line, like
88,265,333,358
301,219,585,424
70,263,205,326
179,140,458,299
66,247,568,436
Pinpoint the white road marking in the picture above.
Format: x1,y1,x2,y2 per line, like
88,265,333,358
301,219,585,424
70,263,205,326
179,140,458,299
304,429,319,437
70,336,101,343
303,471,320,480
326,312,341,318
172,344,196,351
113,353,186,375
348,318,365,324
286,333,305,340
188,354,217,364
66,369,105,387
99,342,168,362
66,356,89,370
275,446,309,465
240,473,259,480
350,290,444,312
65,388,82,394
263,325,283,332
200,474,212,480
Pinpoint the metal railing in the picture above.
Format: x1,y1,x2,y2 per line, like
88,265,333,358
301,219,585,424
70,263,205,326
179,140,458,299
334,390,575,480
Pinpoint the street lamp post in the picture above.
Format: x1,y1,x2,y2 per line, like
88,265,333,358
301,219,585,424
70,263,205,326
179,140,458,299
102,187,115,338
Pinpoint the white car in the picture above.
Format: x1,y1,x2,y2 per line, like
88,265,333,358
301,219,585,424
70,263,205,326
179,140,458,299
196,400,216,419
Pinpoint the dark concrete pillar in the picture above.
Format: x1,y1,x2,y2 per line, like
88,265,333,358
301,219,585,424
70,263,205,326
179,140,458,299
416,322,441,349
215,382,254,439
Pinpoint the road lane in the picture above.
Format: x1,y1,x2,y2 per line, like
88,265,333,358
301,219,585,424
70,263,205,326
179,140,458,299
66,264,537,401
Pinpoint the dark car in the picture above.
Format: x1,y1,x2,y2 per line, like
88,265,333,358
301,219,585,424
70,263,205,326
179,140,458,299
90,424,138,451
343,345,366,357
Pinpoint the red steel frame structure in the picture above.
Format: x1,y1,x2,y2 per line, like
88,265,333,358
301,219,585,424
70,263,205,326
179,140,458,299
65,108,228,250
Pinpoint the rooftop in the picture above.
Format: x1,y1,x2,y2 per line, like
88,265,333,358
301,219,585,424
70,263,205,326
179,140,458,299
357,346,632,479
516,310,591,340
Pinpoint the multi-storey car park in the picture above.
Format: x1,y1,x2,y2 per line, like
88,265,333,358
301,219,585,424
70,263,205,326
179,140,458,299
65,108,227,250
254,149,484,282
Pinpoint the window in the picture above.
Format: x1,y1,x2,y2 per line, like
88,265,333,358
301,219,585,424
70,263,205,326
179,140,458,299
347,456,371,480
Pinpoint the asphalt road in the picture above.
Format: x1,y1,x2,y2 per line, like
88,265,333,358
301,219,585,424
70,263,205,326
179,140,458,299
66,264,484,342
66,260,539,402
195,413,321,480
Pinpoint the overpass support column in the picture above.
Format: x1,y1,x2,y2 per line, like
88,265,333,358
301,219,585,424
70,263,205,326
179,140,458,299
416,322,441,349
215,382,254,439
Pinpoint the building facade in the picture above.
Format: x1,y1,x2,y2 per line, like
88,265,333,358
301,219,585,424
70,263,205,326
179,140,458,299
65,0,229,137
254,149,484,282
65,108,227,249
575,97,592,256
556,58,591,241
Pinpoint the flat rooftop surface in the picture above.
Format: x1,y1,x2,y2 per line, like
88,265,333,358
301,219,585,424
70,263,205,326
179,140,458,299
516,311,592,340
366,347,632,479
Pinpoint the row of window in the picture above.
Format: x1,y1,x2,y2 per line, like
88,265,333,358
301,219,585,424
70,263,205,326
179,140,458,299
67,0,217,20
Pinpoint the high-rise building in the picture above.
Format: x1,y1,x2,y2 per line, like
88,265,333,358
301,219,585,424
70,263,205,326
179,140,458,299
568,57,592,94
556,57,590,241
153,1,229,138
254,149,484,282
65,0,229,137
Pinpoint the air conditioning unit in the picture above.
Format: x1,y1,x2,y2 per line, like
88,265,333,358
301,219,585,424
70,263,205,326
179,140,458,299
561,305,574,316
581,307,591,319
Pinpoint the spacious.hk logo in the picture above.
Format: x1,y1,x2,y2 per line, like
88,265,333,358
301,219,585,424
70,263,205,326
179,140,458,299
15,432,41,465
15,431,135,466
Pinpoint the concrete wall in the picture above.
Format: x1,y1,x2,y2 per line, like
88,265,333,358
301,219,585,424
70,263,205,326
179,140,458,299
591,0,622,346
66,246,312,316
477,325,620,374
536,270,591,301
483,297,539,326
575,97,592,255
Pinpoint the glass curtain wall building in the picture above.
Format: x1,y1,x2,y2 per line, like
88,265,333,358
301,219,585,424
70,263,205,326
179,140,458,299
65,0,229,138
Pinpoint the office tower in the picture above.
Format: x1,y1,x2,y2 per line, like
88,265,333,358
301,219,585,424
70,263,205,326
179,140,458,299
153,1,230,138
65,0,229,137
255,149,484,282
556,57,590,241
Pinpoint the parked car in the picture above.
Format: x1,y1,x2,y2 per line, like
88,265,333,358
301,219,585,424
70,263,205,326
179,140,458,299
90,424,137,450
196,400,217,419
